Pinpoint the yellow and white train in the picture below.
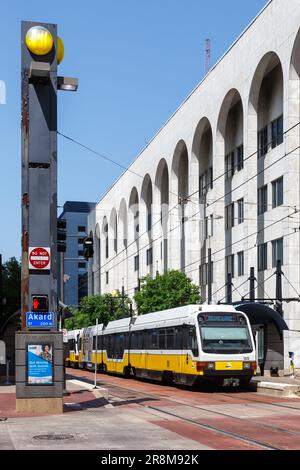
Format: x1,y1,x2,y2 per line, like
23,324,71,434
66,304,257,387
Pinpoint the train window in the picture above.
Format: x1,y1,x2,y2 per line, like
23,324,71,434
166,329,175,349
93,336,96,350
187,327,199,357
174,327,183,349
158,329,165,349
150,330,159,349
97,335,102,350
131,332,137,349
139,331,145,349
78,338,82,351
107,335,115,358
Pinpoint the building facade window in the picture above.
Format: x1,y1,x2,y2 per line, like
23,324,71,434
272,238,283,268
146,248,153,266
78,250,84,256
199,263,213,286
237,145,244,171
199,167,213,196
272,176,283,208
225,255,235,279
237,198,244,224
271,115,284,149
78,238,84,245
78,226,86,233
225,152,235,180
238,251,244,277
225,203,235,230
258,185,268,215
258,243,268,272
258,126,268,158
134,255,139,272
78,262,86,269
105,271,109,285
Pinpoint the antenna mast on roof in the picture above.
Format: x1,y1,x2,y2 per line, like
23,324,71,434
205,38,211,75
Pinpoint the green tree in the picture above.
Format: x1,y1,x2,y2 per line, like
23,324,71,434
65,293,132,329
134,270,201,315
1,257,21,330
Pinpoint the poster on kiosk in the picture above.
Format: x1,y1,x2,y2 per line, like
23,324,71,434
27,344,54,385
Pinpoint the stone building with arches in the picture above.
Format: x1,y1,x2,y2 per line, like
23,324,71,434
87,0,300,370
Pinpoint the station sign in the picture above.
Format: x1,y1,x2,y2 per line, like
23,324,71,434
29,247,51,270
26,312,54,329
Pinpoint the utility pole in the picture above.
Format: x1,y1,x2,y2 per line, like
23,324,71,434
275,260,283,316
249,267,256,302
207,248,212,305
226,273,232,304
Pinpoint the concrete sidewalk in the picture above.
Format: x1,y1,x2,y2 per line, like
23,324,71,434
252,374,300,398
0,379,108,419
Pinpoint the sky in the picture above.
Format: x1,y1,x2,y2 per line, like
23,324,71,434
0,0,268,262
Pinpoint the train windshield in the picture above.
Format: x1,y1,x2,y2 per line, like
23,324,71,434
198,313,253,354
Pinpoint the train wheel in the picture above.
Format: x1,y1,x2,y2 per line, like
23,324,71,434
162,371,173,386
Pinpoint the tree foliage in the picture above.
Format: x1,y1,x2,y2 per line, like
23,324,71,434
134,270,200,315
1,257,21,330
65,293,132,329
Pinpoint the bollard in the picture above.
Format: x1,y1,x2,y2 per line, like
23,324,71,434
289,352,295,379
5,359,11,385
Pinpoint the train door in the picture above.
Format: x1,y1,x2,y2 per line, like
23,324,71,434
140,330,148,375
176,325,185,382
252,326,265,375
179,325,197,382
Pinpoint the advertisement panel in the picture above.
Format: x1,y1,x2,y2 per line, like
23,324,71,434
27,343,54,385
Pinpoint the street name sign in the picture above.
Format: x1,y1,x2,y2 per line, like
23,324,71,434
26,312,54,329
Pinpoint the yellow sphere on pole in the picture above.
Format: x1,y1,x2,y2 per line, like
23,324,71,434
25,26,53,56
57,36,65,65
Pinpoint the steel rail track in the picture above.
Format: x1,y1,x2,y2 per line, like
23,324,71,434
68,371,300,450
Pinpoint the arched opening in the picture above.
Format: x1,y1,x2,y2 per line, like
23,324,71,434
118,198,128,249
218,89,244,287
192,118,213,300
155,159,169,273
101,216,109,289
129,187,139,281
110,208,118,256
141,175,153,276
249,53,284,299
172,140,189,272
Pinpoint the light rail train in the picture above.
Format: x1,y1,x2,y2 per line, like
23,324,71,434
66,304,257,387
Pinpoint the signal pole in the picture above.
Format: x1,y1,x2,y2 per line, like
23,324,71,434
16,22,78,414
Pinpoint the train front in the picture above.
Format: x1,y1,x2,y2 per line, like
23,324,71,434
196,309,257,387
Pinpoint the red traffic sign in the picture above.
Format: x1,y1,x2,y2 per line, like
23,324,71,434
29,247,51,270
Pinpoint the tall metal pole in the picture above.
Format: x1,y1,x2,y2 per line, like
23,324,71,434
93,317,98,389
60,252,64,304
275,260,283,316
121,283,125,318
226,273,232,304
207,248,212,304
249,267,255,302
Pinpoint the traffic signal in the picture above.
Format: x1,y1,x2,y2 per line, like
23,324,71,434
32,295,49,313
57,218,67,253
83,237,94,260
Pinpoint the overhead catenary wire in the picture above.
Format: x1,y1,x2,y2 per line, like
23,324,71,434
61,122,300,299
66,161,300,299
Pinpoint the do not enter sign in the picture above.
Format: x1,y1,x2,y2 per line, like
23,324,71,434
29,247,51,270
